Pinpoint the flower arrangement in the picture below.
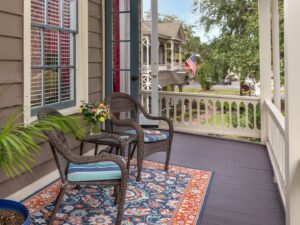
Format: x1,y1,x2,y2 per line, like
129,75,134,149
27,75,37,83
80,102,110,133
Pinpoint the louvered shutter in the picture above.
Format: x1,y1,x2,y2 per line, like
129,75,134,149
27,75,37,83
31,0,77,112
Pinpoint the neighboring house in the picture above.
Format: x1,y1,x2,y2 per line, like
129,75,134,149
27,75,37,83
142,21,185,72
141,21,188,91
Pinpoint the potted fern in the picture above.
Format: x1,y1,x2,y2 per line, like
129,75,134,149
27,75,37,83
0,111,85,225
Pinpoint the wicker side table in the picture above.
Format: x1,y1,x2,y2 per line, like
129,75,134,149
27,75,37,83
80,132,135,157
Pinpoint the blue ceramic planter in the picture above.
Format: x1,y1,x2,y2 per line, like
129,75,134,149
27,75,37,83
0,199,30,225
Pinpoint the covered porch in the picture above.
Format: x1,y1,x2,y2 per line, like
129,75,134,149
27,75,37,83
0,0,300,224
0,118,284,225
6,132,285,225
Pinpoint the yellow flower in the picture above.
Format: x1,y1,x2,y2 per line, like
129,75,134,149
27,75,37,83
99,117,105,122
99,103,104,108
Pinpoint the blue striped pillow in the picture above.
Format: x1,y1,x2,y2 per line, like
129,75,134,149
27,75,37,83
67,161,122,182
125,130,170,143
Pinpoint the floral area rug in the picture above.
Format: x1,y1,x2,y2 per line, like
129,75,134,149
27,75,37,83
22,161,213,225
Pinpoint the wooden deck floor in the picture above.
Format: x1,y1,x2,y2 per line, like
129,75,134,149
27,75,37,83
147,132,285,225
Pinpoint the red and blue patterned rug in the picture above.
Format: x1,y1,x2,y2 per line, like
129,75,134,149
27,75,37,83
23,161,213,225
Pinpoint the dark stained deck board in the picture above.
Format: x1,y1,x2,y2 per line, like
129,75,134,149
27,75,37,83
146,132,285,225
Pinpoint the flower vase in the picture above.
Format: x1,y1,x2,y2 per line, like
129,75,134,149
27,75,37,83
89,122,101,135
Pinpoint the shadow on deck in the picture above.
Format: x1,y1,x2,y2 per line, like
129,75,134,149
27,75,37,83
147,132,285,225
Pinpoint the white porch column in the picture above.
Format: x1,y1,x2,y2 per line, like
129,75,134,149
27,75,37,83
170,40,174,71
272,0,281,111
146,36,150,72
284,0,300,224
258,0,272,144
151,0,159,117
179,45,182,67
164,42,167,65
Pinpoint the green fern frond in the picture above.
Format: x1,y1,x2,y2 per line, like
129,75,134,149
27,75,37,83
0,112,86,177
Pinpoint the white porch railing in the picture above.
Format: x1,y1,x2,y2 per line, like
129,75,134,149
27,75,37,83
141,91,287,207
159,64,168,70
141,91,261,138
265,100,286,207
142,73,152,91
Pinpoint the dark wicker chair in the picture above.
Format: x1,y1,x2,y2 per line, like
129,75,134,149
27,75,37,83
104,93,173,181
37,108,129,225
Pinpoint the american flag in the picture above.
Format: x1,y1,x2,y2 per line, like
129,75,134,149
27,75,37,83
185,54,197,74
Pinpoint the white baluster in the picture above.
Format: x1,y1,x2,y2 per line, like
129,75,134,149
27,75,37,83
237,101,241,128
174,98,177,124
229,102,232,128
245,102,249,128
189,100,192,124
205,99,209,125
221,101,224,127
197,100,200,125
181,98,185,124
166,96,170,119
213,100,217,126
254,103,257,130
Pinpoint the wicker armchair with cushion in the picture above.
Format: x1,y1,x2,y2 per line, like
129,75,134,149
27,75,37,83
37,108,129,225
104,93,173,181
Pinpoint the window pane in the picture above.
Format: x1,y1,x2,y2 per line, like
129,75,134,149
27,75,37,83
113,42,131,70
44,69,59,105
31,27,43,66
112,0,130,12
44,29,59,66
31,0,45,24
31,69,43,108
61,68,74,102
61,32,74,66
31,0,77,109
48,0,61,27
64,0,77,30
112,13,130,41
119,0,130,11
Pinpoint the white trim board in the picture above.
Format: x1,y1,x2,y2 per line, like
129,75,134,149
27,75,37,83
7,169,60,202
102,0,106,99
6,148,98,202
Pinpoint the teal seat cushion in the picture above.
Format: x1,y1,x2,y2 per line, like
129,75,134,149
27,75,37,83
67,161,121,182
125,130,170,143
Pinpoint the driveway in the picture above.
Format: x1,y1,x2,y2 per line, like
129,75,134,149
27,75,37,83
212,81,240,90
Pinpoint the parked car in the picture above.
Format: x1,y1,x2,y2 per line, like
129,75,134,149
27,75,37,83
244,79,255,90
222,77,232,85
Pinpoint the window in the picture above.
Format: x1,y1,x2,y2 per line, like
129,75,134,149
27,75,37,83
31,0,77,114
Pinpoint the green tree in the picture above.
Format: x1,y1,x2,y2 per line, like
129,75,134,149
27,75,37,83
182,24,202,60
199,62,214,90
193,0,260,81
193,0,284,83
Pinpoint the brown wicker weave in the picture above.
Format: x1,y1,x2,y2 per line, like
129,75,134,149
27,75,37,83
104,93,173,181
37,107,129,225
